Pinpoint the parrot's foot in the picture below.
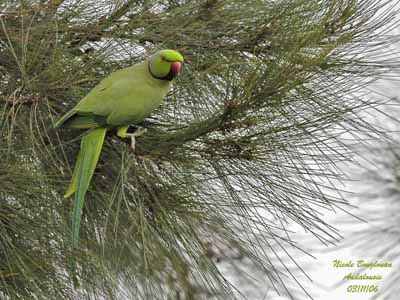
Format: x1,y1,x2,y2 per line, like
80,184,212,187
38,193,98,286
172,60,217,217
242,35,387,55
124,127,148,151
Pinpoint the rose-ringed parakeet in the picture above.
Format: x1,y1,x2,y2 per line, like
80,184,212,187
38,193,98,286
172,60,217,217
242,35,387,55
55,49,184,247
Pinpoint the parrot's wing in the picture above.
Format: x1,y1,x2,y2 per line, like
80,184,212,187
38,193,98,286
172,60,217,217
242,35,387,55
70,127,107,247
54,110,108,129
74,66,140,116
54,109,76,128
54,66,137,129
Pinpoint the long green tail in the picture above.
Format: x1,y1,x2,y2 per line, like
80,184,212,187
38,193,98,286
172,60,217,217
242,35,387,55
65,127,107,247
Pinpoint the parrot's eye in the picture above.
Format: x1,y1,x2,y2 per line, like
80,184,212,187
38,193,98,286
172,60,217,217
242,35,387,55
161,56,174,63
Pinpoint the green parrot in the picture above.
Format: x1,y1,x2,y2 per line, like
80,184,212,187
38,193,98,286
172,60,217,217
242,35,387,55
55,49,184,247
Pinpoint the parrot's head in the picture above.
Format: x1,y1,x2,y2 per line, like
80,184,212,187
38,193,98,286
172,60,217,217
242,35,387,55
148,49,184,81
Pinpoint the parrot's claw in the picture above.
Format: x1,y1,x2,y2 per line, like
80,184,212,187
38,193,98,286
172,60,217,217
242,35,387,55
130,135,136,151
133,126,148,137
124,127,148,151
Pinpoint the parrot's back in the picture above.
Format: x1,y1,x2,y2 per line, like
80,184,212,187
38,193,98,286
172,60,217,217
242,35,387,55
56,61,172,128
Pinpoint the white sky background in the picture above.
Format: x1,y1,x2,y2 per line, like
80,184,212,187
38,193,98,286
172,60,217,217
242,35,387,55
294,17,400,300
302,82,400,299
254,14,400,300
228,2,400,300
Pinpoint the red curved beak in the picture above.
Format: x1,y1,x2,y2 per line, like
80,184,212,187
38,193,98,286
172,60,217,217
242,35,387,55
170,61,182,77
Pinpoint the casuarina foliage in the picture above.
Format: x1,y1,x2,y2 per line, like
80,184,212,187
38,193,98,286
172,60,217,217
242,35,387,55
0,1,398,299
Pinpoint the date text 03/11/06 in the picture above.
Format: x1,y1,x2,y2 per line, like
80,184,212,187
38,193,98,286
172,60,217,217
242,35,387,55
347,285,379,293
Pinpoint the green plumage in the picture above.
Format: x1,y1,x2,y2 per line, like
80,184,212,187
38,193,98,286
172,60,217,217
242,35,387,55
55,62,171,129
71,128,106,247
55,49,184,248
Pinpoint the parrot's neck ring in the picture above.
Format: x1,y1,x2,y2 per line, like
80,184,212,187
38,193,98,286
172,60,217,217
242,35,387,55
148,60,174,81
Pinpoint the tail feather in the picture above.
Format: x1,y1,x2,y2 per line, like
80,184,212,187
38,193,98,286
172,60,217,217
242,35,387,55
67,127,107,247
64,147,84,198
